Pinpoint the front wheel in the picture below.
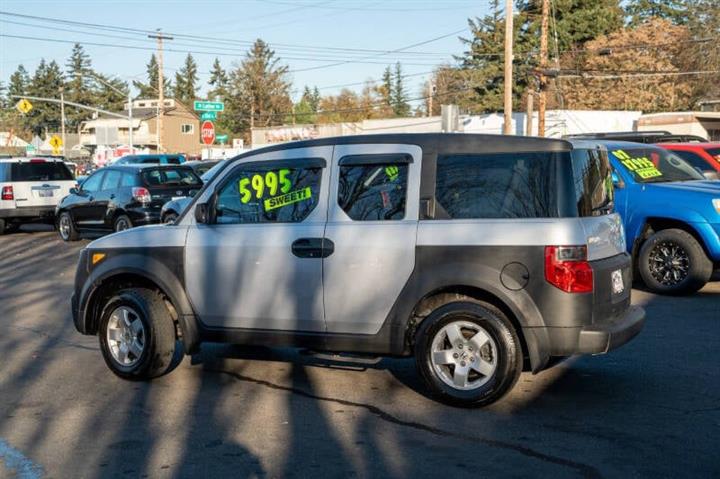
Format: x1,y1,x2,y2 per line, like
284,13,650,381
414,300,523,407
57,211,79,241
98,289,179,380
638,228,712,295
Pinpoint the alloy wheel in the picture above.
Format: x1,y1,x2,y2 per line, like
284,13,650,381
106,306,146,367
648,240,690,286
430,320,497,391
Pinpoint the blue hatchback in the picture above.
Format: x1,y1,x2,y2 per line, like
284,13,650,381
598,140,720,294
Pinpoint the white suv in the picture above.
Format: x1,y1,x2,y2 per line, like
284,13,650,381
0,157,76,234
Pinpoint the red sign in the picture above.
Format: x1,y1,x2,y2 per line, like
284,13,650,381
201,121,215,145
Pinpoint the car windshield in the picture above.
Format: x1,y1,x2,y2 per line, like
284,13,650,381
200,160,228,182
704,147,720,161
142,168,202,187
610,147,704,183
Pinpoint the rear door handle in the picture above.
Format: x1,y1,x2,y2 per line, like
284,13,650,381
291,238,334,259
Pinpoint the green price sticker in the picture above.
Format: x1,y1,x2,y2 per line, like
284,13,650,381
264,187,312,211
239,169,292,203
613,150,663,179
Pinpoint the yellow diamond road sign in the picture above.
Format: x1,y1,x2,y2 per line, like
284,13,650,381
49,135,62,149
16,98,33,114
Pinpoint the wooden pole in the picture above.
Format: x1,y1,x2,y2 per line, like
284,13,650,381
148,30,173,152
503,0,514,135
526,91,534,136
538,0,549,137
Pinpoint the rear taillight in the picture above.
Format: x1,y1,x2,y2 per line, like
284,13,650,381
1,185,13,201
544,245,593,293
132,187,151,204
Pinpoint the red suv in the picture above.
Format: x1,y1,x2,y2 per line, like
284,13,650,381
658,143,720,179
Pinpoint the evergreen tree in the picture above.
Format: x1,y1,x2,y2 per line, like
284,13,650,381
626,0,688,25
391,62,411,117
133,54,171,98
7,64,30,102
93,73,129,113
173,53,198,105
26,60,64,135
64,43,94,128
222,39,292,135
379,66,393,108
207,57,229,100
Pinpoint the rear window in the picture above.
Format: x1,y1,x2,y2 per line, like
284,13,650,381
611,148,704,183
142,168,201,187
9,161,74,182
570,149,614,217
671,150,714,172
435,153,560,219
704,147,720,161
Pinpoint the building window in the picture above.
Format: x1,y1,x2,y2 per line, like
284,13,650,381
181,124,194,134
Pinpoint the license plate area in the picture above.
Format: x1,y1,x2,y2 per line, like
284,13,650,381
611,269,625,295
38,190,54,198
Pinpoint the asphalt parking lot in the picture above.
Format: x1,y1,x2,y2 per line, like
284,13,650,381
1,226,719,479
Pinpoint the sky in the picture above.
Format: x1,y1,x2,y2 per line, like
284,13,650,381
0,0,493,105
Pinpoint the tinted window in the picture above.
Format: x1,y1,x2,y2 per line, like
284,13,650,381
120,172,137,187
10,161,73,182
610,148,704,183
435,153,559,219
570,149,614,217
142,168,201,187
704,147,720,160
671,150,713,172
201,160,228,182
165,156,183,165
338,162,408,221
215,164,322,224
81,171,104,192
0,163,9,182
101,170,123,190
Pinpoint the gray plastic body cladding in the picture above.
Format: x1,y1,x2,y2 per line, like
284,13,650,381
72,246,199,352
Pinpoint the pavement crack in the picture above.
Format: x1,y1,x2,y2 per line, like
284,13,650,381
208,368,602,479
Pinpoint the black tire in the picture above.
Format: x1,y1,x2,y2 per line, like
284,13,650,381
163,212,178,224
0,218,5,235
98,288,178,380
638,228,712,295
414,300,523,407
113,214,133,232
57,211,80,241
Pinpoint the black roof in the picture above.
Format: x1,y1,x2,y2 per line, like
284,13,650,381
565,131,708,144
235,133,574,161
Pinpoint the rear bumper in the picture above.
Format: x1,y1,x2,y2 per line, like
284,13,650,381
0,206,55,220
127,208,162,226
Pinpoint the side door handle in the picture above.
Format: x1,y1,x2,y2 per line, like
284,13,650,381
291,238,334,259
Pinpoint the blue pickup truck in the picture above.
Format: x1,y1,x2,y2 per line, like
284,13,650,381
597,140,720,294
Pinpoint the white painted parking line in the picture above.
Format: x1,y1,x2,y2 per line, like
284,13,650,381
0,438,43,479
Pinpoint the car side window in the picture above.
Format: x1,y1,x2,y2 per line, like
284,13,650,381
671,150,711,172
214,161,323,224
120,172,137,187
81,171,104,193
101,170,122,190
337,156,409,221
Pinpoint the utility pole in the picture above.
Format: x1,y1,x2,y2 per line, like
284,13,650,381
60,87,66,156
537,0,550,137
89,72,134,153
526,91,534,136
503,0,514,135
148,30,173,153
427,80,434,117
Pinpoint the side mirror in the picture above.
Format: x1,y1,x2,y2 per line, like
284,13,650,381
611,171,624,189
194,202,210,224
69,187,79,195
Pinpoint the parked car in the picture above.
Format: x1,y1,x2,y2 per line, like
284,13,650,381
160,160,228,223
71,134,645,407
658,143,720,180
0,157,76,234
599,140,720,294
567,130,708,144
112,154,186,166
184,160,221,177
56,164,202,240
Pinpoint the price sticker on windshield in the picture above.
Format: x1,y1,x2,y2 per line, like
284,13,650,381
612,150,663,179
238,168,313,211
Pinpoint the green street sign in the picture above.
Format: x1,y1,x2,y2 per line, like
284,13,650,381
216,134,228,144
200,111,217,121
194,100,225,112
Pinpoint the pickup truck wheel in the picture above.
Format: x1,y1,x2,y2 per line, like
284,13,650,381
114,214,132,232
98,289,178,380
58,212,79,241
638,228,712,295
415,301,522,407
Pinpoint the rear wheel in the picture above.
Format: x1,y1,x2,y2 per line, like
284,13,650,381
163,212,178,224
638,228,712,295
57,211,79,241
98,288,178,380
415,300,523,407
114,214,132,232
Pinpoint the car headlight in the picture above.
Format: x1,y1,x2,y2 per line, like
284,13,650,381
713,198,720,214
